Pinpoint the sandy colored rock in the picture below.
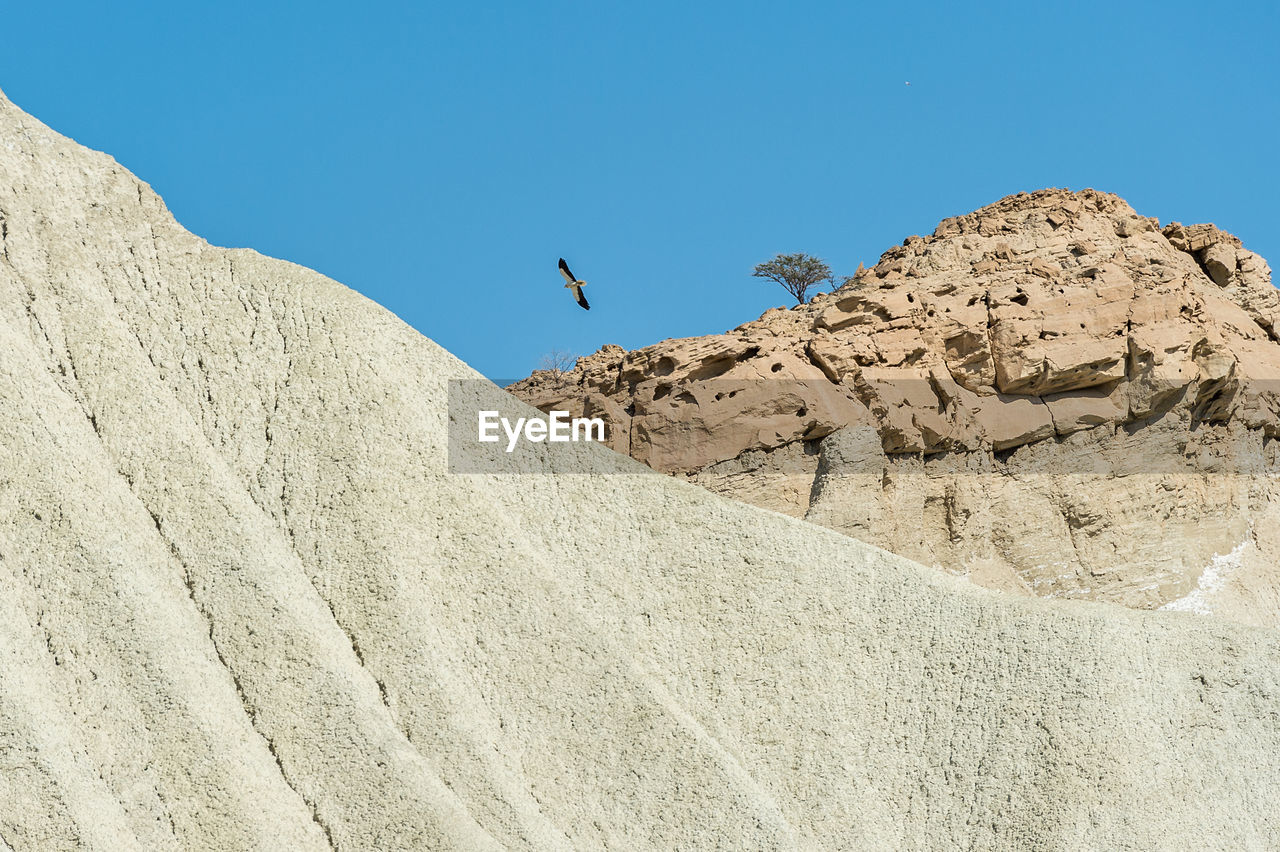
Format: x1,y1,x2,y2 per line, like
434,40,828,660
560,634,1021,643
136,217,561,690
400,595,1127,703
512,190,1280,625
4,88,1280,849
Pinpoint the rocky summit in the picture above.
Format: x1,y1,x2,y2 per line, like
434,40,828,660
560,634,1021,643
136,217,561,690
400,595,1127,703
510,189,1280,625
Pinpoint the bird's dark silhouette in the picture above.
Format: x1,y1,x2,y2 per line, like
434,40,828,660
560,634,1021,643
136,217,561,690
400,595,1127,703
559,258,590,310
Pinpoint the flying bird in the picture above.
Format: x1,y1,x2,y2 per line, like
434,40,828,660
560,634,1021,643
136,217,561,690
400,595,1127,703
558,258,590,310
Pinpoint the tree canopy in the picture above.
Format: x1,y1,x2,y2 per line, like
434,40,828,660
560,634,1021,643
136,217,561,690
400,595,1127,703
752,253,834,304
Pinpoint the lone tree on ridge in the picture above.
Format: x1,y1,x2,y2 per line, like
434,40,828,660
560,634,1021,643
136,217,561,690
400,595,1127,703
538,348,578,386
752,252,834,304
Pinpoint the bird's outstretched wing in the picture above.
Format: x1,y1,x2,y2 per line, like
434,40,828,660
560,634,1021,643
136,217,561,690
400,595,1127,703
573,286,590,311
558,258,576,284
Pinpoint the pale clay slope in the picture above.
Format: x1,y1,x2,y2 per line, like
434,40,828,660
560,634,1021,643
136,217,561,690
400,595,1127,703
1,89,1279,850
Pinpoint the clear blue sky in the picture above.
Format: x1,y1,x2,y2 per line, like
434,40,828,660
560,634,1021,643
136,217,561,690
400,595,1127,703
2,2,1276,381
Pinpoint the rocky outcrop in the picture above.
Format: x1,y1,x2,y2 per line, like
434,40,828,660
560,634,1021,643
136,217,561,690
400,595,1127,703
511,189,1280,624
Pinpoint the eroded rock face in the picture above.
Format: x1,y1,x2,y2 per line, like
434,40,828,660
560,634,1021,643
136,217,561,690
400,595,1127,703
510,189,1280,624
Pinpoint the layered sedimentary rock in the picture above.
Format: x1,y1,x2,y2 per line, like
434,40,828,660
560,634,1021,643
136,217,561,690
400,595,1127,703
512,189,1280,626
4,89,1280,849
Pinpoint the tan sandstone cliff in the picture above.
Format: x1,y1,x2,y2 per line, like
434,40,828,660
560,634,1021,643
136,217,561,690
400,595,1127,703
510,190,1280,626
